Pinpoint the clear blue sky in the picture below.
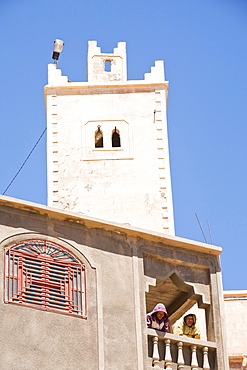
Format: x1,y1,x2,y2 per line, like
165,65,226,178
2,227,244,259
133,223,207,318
1,0,246,289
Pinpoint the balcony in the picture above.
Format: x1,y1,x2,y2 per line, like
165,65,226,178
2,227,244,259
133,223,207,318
147,328,217,369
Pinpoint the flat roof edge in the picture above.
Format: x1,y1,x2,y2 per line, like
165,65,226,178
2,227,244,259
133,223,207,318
224,290,247,297
44,80,169,91
0,195,222,256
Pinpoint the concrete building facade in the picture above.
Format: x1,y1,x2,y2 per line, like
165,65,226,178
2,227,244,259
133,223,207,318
0,196,228,369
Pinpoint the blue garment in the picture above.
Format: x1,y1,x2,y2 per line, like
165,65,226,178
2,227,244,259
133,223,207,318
146,303,169,332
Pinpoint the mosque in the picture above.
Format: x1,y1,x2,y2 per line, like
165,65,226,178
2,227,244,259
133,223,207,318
0,40,246,369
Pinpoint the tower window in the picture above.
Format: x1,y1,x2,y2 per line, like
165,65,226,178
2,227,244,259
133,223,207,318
105,60,111,72
95,126,103,148
112,127,121,147
5,240,86,317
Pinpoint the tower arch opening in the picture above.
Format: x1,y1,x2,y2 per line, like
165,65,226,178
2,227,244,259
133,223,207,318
112,127,121,147
95,126,103,148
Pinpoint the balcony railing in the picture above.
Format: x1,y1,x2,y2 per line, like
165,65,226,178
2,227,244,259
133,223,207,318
147,328,217,369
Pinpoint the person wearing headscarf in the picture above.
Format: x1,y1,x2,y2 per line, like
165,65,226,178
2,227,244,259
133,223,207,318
146,303,169,332
173,313,200,339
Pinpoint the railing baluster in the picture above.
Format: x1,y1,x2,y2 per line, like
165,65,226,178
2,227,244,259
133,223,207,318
203,346,210,370
191,345,198,370
164,339,172,370
152,335,160,367
147,330,217,369
177,341,185,369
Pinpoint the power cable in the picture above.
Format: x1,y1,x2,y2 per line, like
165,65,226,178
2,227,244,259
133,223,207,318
2,127,47,195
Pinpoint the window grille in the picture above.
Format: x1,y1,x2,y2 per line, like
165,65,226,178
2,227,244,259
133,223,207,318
5,240,86,317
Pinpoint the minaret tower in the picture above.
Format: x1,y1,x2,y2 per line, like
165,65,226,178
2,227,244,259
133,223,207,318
45,41,175,235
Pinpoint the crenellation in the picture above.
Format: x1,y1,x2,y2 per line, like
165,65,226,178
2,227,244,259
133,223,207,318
113,41,126,54
87,41,127,83
144,60,165,82
48,63,68,85
88,40,101,55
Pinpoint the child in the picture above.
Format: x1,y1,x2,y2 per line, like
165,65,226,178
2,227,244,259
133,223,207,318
146,303,169,332
173,313,200,339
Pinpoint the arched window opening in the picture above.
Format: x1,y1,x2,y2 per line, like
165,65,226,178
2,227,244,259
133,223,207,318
112,127,121,147
5,240,86,317
95,126,103,148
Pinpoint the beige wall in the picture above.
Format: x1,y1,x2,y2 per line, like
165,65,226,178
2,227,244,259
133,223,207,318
0,233,99,369
224,291,247,369
0,197,229,369
0,204,138,369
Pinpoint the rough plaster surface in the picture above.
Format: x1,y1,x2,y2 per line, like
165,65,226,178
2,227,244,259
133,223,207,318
45,41,174,235
224,291,247,357
0,199,228,369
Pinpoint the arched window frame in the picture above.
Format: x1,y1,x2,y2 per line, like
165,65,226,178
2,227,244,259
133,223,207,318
83,119,133,160
112,127,121,147
95,126,103,148
4,240,87,318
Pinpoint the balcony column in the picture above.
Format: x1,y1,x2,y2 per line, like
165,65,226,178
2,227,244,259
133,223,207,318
177,341,185,369
164,339,172,370
191,345,198,370
152,335,160,367
203,347,210,370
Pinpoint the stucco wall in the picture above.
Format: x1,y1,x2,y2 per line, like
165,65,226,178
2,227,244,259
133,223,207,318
224,291,247,357
0,235,99,370
0,199,228,369
58,90,161,223
46,84,174,235
0,205,140,370
45,42,174,235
